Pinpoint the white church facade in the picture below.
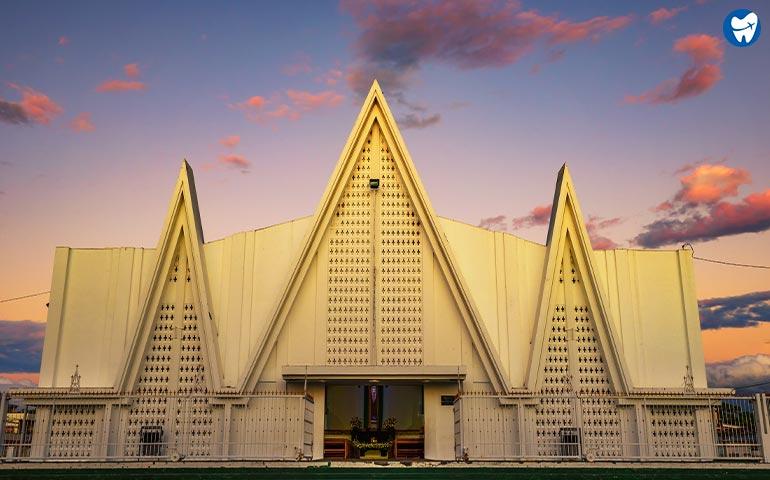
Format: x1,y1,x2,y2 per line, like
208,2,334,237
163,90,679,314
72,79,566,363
6,81,770,462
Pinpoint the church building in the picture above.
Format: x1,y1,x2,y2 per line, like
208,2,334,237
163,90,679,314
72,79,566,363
10,81,766,463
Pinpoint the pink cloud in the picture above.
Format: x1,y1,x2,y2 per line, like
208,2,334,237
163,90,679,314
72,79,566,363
478,215,507,231
636,189,770,247
219,153,250,171
95,79,147,93
231,90,344,123
317,68,343,86
282,53,313,76
219,135,240,148
585,215,622,249
510,203,620,248
648,6,687,24
511,203,553,229
58,36,69,46
124,63,140,78
3,84,63,125
636,164,770,247
676,164,751,204
625,34,723,105
342,1,633,102
69,112,95,132
286,89,343,109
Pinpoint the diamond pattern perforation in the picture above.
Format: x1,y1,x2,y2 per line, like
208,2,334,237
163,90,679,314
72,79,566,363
649,405,697,457
126,242,212,457
327,130,372,365
378,134,422,366
536,245,621,457
48,406,98,457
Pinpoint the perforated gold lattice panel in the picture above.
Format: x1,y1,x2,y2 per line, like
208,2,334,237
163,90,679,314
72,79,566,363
327,129,373,365
541,304,570,396
649,405,698,458
536,245,622,457
127,241,212,457
174,285,213,456
48,406,98,457
377,134,422,366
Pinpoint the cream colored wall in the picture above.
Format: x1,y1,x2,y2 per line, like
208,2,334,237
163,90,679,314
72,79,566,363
39,246,155,388
203,217,312,387
439,218,545,388
423,384,458,460
441,218,707,390
594,249,707,388
39,216,706,392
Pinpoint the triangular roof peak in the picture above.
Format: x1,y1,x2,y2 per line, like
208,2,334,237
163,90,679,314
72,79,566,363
239,80,511,393
116,160,223,392
526,165,631,393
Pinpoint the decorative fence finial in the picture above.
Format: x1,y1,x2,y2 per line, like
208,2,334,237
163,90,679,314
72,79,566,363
69,364,81,392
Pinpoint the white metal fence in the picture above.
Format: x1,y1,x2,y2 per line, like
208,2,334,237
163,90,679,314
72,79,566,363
454,393,770,462
1,392,313,462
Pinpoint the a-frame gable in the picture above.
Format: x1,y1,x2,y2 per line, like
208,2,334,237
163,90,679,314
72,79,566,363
525,164,631,394
116,161,223,392
240,80,510,393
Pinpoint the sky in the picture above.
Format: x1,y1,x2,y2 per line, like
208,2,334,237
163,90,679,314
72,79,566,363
1,1,769,392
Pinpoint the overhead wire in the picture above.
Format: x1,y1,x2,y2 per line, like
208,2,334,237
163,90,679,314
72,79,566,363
681,243,770,269
0,291,51,303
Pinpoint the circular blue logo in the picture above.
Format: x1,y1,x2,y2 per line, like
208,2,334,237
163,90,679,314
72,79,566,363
724,9,761,47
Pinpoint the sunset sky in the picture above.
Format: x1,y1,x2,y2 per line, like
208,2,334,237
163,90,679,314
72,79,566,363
1,1,769,392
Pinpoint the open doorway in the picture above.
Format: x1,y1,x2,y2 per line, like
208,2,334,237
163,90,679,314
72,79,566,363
323,384,424,460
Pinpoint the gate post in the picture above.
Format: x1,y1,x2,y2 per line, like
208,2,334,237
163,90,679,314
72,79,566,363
756,394,770,463
0,392,8,458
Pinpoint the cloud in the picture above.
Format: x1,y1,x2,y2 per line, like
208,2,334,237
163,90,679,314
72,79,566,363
0,99,30,124
219,154,250,171
282,53,313,76
286,89,344,109
635,164,770,247
219,134,240,148
585,215,622,249
0,372,39,390
636,190,770,247
707,354,770,393
673,164,750,204
58,36,69,46
512,203,553,229
95,79,147,93
69,112,95,132
0,320,45,373
648,6,687,24
342,1,631,95
342,1,631,131
510,203,620,248
699,291,770,330
397,112,441,129
1,84,63,125
124,63,140,78
230,89,343,123
531,49,565,75
479,215,507,232
625,34,723,104
317,68,343,86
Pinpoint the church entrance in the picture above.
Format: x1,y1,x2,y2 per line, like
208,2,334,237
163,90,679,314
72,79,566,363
323,384,424,460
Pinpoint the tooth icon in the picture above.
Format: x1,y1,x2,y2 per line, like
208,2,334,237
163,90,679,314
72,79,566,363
731,12,758,43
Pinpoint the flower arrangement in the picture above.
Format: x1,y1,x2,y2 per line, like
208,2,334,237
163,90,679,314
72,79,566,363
383,417,397,430
350,416,363,430
352,439,393,452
